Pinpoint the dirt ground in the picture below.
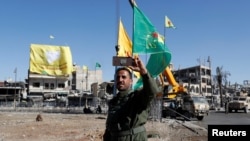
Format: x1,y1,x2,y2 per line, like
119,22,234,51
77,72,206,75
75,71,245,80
0,111,208,141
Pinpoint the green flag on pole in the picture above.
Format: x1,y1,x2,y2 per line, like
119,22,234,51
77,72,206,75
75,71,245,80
129,0,172,89
131,1,170,54
95,62,101,68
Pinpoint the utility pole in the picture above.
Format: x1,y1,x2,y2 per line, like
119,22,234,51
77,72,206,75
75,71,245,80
79,80,83,107
207,56,212,95
85,76,87,91
85,71,88,91
14,67,17,110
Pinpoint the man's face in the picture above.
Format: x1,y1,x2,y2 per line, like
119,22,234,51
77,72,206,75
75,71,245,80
116,70,132,91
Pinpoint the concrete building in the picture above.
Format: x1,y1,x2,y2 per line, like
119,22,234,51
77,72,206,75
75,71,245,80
26,65,103,107
27,72,70,106
70,65,102,95
68,65,103,107
0,81,26,106
172,65,212,96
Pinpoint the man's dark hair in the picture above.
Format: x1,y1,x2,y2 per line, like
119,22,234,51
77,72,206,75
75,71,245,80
116,67,133,79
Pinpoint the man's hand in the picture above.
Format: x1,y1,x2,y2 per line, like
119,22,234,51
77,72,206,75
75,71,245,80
129,57,147,75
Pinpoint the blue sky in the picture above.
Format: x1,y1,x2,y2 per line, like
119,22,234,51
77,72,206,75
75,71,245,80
0,0,249,85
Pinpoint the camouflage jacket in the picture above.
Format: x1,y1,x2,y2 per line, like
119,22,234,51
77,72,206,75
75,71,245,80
103,73,159,141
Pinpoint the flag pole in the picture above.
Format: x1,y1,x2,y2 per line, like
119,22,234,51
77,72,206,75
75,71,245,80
86,67,88,91
95,63,97,82
129,0,136,89
164,16,166,45
113,0,120,96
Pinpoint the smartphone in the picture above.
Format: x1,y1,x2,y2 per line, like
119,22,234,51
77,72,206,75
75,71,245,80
112,56,134,66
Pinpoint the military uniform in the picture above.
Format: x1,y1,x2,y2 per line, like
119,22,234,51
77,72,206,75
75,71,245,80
103,73,159,141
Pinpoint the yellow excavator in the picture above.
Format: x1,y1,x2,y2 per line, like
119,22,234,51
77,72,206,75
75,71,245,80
160,66,209,121
159,66,187,98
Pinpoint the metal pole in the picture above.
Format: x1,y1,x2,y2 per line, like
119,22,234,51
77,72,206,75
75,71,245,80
14,68,17,109
113,0,120,96
86,68,88,91
80,94,81,108
80,81,82,107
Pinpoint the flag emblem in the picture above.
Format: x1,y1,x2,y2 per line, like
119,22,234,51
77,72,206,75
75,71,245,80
46,50,60,64
146,32,164,49
165,16,176,29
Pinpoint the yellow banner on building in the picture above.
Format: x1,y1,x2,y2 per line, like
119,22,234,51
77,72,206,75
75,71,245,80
29,44,73,76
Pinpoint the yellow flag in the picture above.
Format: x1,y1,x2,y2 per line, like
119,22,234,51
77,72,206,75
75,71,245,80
82,65,88,73
118,19,132,57
118,19,140,78
165,16,176,29
29,44,73,76
82,65,88,71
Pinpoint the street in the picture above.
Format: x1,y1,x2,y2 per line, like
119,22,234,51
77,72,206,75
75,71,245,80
192,110,250,129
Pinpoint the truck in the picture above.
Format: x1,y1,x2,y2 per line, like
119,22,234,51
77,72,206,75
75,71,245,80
160,67,209,121
228,96,250,113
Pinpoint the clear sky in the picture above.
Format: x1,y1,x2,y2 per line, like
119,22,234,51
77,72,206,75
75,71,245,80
0,0,249,85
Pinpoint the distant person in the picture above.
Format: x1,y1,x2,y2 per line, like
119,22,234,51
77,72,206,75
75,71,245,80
87,107,93,113
83,106,88,113
225,97,230,114
96,105,102,114
169,101,176,118
83,106,92,114
103,57,159,141
169,101,175,109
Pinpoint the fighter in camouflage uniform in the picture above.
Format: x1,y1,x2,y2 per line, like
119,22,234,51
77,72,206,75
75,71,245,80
103,57,159,141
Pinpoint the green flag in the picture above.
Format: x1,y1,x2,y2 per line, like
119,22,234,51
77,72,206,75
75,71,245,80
95,62,101,68
132,2,169,54
133,53,171,89
130,0,172,89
